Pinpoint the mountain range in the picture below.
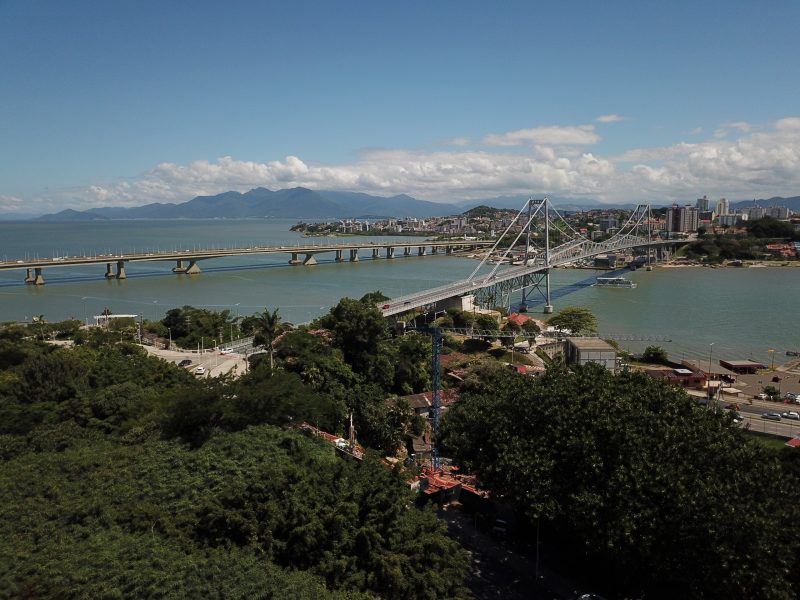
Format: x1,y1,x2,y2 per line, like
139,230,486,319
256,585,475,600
35,187,457,221
16,189,800,221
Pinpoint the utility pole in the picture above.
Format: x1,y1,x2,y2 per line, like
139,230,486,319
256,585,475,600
543,197,553,314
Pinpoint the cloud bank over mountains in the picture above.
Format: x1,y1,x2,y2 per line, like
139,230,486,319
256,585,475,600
6,116,800,213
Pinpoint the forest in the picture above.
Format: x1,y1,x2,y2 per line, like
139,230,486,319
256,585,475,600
2,294,799,599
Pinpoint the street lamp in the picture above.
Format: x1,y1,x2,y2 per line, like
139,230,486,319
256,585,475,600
81,296,88,327
168,327,172,349
707,343,715,406
768,348,775,370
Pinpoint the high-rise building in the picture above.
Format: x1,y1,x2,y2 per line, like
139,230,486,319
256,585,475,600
766,206,790,219
666,204,700,233
716,197,729,216
696,195,709,211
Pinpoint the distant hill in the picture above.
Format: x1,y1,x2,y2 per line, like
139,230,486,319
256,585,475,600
38,208,109,222
36,187,457,221
462,205,516,218
731,196,800,211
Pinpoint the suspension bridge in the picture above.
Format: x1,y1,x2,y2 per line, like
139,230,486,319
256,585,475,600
379,197,682,317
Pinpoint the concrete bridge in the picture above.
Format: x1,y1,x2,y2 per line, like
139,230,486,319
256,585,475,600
0,240,494,285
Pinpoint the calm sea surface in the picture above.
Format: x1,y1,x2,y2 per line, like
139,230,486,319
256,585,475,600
1,220,798,365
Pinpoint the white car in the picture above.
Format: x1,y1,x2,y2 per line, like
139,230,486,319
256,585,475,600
781,411,800,421
194,367,206,376
220,348,234,355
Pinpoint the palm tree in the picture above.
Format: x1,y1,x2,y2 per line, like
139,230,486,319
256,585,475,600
252,308,291,373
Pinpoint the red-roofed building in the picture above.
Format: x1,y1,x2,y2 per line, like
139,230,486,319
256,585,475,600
786,438,800,448
507,312,545,329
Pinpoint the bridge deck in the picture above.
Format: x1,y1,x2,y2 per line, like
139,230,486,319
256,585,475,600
0,240,494,271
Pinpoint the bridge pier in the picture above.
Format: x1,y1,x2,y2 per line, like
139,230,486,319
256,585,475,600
185,260,202,274
446,246,452,255
115,260,127,279
418,247,426,256
335,250,344,262
172,259,186,273
24,268,34,284
403,247,411,257
289,252,302,265
385,247,394,259
372,248,380,259
432,246,439,255
349,249,359,262
303,253,317,266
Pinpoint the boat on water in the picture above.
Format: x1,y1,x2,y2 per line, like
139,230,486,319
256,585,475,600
594,276,637,288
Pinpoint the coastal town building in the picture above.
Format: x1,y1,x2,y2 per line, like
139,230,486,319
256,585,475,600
666,204,699,233
565,337,618,371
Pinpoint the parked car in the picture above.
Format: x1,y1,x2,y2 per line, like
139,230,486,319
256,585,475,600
732,413,744,424
761,412,781,421
220,347,234,354
178,359,192,367
781,412,800,420
757,393,768,400
194,367,206,376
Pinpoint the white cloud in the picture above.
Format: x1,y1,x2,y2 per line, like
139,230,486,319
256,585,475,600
5,116,800,214
442,137,471,146
596,114,623,123
482,125,600,147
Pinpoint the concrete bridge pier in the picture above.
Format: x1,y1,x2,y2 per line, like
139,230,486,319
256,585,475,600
303,253,317,266
115,260,127,279
372,248,380,259
289,252,303,265
431,246,439,255
349,249,359,262
33,267,45,285
418,247,427,256
24,268,34,284
335,250,344,262
403,247,411,257
172,259,186,273
446,246,453,255
185,260,202,274
105,262,114,278
385,247,395,259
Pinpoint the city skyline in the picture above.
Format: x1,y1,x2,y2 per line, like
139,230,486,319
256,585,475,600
2,0,800,214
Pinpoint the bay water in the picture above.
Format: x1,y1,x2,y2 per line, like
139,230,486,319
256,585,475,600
0,219,797,366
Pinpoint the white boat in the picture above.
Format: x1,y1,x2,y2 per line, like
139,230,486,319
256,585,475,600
594,276,637,288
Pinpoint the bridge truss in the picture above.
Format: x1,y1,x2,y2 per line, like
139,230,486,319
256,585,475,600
381,197,659,317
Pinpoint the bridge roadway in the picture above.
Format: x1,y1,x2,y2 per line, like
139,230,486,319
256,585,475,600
379,237,676,317
0,240,494,285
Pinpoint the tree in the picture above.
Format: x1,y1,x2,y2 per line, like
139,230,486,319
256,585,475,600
642,345,669,364
441,364,799,599
315,297,393,388
474,313,499,341
547,306,597,334
252,307,291,373
500,320,520,348
520,319,541,342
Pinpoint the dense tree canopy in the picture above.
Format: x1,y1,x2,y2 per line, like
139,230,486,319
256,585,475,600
441,363,800,599
0,330,469,598
546,306,597,334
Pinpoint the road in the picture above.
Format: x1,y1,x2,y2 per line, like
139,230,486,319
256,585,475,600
141,345,249,378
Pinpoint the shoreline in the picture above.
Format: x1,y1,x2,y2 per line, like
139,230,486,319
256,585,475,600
658,259,800,269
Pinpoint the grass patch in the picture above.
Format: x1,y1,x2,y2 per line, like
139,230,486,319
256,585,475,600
743,430,790,450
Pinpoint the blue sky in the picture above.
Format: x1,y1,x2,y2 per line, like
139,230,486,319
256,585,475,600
2,0,800,213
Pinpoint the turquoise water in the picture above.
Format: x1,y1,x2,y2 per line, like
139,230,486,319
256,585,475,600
1,220,797,365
